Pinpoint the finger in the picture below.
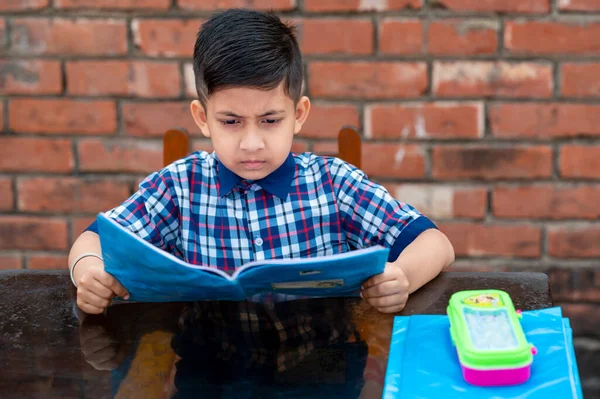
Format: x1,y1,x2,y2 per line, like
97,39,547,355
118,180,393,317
366,294,405,309
362,269,394,289
78,290,111,309
81,337,114,356
90,358,121,371
86,346,118,366
362,280,401,299
77,299,105,315
98,273,129,299
86,279,115,300
80,324,109,344
109,280,130,300
375,303,406,314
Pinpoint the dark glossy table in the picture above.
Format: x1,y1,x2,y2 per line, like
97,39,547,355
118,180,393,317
0,270,553,399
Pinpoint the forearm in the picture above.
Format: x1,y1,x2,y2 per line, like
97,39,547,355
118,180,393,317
68,231,103,286
391,228,455,294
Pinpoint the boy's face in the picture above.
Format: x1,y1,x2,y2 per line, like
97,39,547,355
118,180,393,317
191,83,310,181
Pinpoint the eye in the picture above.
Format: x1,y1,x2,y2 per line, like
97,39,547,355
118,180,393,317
220,119,239,126
263,119,281,125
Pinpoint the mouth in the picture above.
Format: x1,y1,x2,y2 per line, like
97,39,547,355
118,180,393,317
241,160,266,170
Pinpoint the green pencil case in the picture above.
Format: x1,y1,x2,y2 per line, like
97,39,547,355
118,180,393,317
447,289,537,386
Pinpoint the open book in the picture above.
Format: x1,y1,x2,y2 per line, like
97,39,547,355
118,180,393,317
97,213,390,302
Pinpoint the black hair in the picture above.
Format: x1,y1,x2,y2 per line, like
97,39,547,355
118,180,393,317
193,9,303,109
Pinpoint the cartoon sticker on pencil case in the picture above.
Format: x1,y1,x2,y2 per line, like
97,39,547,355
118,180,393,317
462,293,503,307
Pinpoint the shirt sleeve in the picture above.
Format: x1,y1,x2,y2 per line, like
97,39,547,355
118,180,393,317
86,169,183,257
332,159,437,262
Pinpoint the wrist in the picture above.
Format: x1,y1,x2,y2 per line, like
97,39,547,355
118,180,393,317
71,254,103,287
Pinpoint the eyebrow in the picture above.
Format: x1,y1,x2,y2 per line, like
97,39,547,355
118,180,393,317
216,109,286,118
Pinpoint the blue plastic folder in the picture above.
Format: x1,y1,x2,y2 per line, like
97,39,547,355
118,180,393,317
97,213,389,302
383,307,583,399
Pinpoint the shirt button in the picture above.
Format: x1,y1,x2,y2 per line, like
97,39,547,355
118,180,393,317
255,237,263,246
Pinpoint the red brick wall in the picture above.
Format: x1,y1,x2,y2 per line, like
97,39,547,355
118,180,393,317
1,1,599,394
1,1,599,281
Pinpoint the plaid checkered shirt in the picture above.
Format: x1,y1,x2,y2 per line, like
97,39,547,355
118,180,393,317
87,151,436,270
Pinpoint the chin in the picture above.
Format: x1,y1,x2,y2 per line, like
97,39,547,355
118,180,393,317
237,169,270,180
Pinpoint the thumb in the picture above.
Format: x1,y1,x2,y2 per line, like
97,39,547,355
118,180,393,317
109,279,130,300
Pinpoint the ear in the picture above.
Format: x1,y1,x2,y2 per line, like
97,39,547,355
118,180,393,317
293,96,311,135
190,100,211,138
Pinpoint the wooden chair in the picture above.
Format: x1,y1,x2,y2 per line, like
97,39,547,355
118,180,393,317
163,126,362,168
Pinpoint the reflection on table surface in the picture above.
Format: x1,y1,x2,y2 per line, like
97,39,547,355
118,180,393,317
0,271,552,398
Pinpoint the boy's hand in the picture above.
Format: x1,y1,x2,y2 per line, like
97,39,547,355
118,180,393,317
361,262,409,314
80,318,130,371
75,262,129,315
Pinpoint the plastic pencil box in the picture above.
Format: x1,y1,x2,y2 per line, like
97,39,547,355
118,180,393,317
447,289,537,386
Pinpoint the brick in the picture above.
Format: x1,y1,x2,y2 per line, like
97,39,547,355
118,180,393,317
362,143,425,179
433,61,552,98
493,185,600,219
11,18,127,56
452,188,488,219
428,20,499,55
561,304,600,336
10,99,116,135
439,223,541,258
366,102,482,139
560,145,600,179
561,63,600,97
178,0,295,10
432,145,552,180
309,62,427,99
18,178,130,214
0,20,6,49
0,178,13,211
546,269,600,302
72,216,97,240
0,255,23,270
549,226,600,258
430,0,549,12
191,140,215,153
312,141,339,155
505,21,600,55
291,141,309,154
123,102,200,138
491,103,600,138
302,103,359,139
0,138,73,173
446,263,510,273
304,0,421,11
0,0,49,11
27,255,69,270
78,139,162,173
55,0,170,9
0,100,3,129
558,0,600,11
0,60,61,95
66,61,180,98
0,216,68,251
299,19,373,55
379,19,423,55
184,63,196,98
132,19,204,58
390,184,487,219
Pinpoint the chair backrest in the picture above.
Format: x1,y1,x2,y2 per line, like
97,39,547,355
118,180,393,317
163,126,362,169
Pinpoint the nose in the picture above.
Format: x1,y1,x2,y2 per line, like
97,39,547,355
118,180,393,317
239,128,265,152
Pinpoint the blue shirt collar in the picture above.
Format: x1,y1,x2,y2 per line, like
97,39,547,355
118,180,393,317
217,153,296,200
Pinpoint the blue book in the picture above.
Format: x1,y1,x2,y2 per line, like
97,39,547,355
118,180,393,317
383,307,583,399
97,213,389,302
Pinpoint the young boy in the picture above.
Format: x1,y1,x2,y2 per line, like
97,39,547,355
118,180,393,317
68,9,455,315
